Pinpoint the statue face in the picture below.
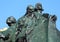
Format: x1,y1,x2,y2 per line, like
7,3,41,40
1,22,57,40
28,8,34,13
7,22,15,26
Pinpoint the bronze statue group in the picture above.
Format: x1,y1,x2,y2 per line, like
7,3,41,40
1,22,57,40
0,3,57,42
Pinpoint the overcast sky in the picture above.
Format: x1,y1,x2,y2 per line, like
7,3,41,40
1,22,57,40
0,0,60,30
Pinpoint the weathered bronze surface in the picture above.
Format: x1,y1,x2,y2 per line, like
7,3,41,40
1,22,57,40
0,3,60,42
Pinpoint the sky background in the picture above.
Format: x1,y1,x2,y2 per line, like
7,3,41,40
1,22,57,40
0,0,60,31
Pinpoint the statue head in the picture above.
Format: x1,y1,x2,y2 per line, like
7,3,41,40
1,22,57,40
51,15,57,22
26,5,34,14
35,3,44,13
6,16,16,26
42,13,49,18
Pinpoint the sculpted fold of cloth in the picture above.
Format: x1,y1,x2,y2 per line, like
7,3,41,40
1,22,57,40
0,33,10,40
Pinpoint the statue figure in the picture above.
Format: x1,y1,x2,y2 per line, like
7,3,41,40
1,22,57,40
0,16,16,42
26,3,48,42
5,16,17,42
16,3,45,42
16,5,35,42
